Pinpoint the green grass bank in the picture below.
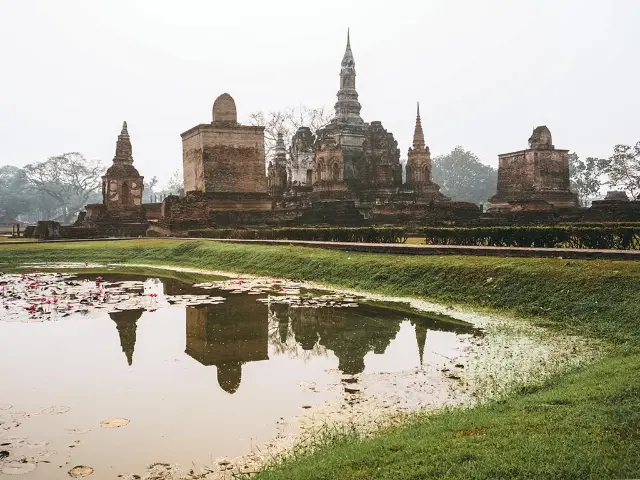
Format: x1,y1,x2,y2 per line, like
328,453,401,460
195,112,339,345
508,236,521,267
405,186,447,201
1,239,639,479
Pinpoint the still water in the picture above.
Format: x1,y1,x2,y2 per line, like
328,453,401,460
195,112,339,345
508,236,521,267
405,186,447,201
0,273,478,478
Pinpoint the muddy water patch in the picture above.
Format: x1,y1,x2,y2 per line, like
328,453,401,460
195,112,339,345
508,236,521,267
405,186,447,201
1,270,482,479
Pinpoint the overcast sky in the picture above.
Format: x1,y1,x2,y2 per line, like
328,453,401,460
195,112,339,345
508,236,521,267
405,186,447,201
1,0,638,186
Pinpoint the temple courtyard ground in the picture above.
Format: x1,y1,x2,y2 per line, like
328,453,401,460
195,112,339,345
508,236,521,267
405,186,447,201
1,239,638,479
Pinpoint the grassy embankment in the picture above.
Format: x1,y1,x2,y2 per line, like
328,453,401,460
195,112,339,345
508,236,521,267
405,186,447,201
1,239,639,479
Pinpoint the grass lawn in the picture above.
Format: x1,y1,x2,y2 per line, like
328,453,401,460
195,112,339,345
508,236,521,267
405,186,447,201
1,238,639,479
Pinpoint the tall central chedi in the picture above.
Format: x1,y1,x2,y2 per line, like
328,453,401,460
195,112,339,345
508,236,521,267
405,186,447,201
334,29,364,126
312,30,402,198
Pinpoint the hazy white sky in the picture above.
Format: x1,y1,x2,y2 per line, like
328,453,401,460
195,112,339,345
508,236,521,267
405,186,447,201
1,0,638,186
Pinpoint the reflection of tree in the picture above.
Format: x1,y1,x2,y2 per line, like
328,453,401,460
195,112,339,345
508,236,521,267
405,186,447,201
109,309,144,366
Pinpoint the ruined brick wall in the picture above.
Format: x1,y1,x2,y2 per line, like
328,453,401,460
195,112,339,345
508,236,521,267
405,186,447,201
496,150,536,193
364,121,402,191
142,203,162,220
182,132,204,193
492,148,576,210
490,126,577,210
181,125,267,194
497,149,570,194
372,202,482,227
201,127,266,193
533,150,570,191
84,204,105,220
160,192,273,231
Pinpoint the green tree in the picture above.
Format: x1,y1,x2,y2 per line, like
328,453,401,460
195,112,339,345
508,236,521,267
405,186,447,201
603,142,640,199
23,153,103,223
568,153,605,206
432,146,497,206
0,166,32,221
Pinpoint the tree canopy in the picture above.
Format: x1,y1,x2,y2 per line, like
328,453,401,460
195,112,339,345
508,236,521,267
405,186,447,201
603,141,640,200
431,146,497,206
249,105,331,162
568,153,606,206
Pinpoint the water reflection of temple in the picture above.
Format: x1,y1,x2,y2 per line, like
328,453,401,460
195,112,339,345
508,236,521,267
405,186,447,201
289,306,402,375
109,309,144,366
164,277,478,393
184,294,269,394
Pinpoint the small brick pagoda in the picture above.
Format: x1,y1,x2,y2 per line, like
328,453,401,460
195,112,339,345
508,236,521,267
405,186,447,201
404,103,448,202
77,122,158,236
267,132,288,198
102,121,144,214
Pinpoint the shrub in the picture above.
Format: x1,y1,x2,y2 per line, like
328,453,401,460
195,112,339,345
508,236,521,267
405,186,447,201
187,227,408,243
420,226,640,250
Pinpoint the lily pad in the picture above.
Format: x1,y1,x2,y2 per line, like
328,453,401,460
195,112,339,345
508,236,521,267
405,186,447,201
68,465,94,477
65,428,91,435
43,405,70,415
100,418,129,428
1,461,37,475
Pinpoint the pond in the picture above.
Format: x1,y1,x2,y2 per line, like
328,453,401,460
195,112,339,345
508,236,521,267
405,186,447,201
0,270,480,478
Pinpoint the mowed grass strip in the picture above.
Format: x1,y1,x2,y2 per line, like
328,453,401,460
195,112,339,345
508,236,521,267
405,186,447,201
1,238,639,479
254,353,640,480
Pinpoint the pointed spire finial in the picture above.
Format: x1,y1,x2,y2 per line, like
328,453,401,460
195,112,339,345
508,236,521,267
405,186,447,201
121,121,128,136
274,131,287,160
341,28,354,67
412,101,425,150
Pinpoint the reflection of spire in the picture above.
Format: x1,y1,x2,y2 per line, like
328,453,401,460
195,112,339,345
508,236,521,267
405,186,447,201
413,322,428,366
109,309,144,366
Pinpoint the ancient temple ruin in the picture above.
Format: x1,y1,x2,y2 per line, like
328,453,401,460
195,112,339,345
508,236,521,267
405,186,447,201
102,122,144,213
156,93,273,232
309,30,403,201
181,93,269,201
66,30,640,239
77,122,159,236
404,103,448,202
489,126,579,211
267,133,288,197
288,127,315,192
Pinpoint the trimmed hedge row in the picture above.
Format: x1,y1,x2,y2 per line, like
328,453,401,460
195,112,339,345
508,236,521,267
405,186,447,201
188,227,408,243
421,226,640,250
